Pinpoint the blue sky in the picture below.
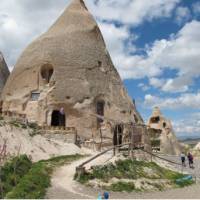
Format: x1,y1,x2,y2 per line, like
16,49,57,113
0,0,200,139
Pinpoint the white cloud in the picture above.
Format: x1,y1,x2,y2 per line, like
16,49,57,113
88,0,180,25
149,77,165,88
97,20,200,87
173,113,200,135
192,2,200,16
0,0,70,68
144,92,200,109
175,6,191,25
132,20,200,93
138,83,150,91
98,22,136,62
0,0,180,71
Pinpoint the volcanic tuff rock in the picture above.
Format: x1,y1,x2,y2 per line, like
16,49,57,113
148,107,182,155
1,0,143,140
0,52,10,98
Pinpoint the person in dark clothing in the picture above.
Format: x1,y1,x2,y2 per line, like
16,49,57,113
187,152,194,168
180,152,186,167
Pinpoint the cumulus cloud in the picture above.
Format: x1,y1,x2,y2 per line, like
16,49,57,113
98,19,200,90
138,83,150,91
0,0,70,68
144,92,200,109
0,0,180,71
173,113,200,135
135,20,200,93
88,0,180,25
175,6,191,25
98,22,137,67
149,77,165,88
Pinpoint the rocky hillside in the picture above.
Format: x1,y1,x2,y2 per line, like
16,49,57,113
0,118,82,162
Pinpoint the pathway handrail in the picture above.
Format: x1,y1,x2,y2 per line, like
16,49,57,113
140,148,182,166
78,143,131,168
78,144,183,169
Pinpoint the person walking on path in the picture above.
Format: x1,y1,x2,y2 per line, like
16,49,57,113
180,152,186,167
187,152,194,168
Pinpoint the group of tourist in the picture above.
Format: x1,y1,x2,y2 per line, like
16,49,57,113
180,152,194,168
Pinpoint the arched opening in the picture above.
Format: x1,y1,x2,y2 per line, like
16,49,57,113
134,114,139,123
41,64,54,83
96,100,105,127
113,124,123,146
51,110,65,127
150,116,160,124
163,122,166,128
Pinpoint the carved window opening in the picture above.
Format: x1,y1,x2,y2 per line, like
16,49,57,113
98,61,102,67
31,91,40,101
150,116,160,124
41,64,54,83
134,114,139,123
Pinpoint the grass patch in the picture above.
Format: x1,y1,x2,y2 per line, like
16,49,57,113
8,120,40,136
75,159,193,192
0,155,32,198
40,154,85,169
5,162,50,199
106,181,136,192
151,139,161,147
176,179,194,188
76,159,185,182
1,154,84,199
9,120,21,128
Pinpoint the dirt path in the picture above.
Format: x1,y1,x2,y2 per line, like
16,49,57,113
46,153,200,199
46,151,114,199
46,155,96,199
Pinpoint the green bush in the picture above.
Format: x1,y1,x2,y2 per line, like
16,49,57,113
151,139,161,147
176,179,194,188
75,158,192,192
9,120,21,128
27,122,39,130
1,154,84,199
106,181,136,192
0,155,32,198
5,162,50,199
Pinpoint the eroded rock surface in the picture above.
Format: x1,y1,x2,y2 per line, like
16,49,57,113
148,107,182,155
0,52,10,98
1,0,142,141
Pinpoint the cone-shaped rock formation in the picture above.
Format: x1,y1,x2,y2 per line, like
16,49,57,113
148,107,182,155
0,52,10,98
2,0,143,140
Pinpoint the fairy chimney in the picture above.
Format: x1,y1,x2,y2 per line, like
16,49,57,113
0,52,10,99
2,0,143,140
148,107,182,155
